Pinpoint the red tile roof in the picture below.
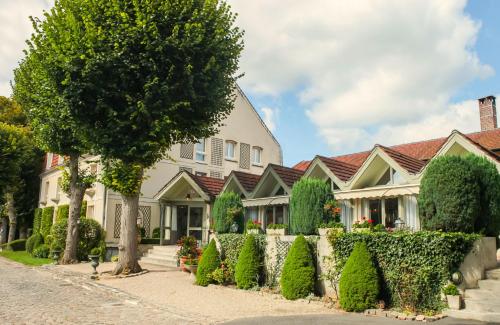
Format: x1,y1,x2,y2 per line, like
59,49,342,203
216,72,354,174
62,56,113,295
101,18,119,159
378,145,427,174
316,156,359,181
333,151,371,167
232,171,261,193
269,164,304,188
292,160,311,171
191,174,226,198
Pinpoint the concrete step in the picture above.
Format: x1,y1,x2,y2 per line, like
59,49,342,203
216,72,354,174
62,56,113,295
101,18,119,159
150,245,178,252
478,279,500,291
465,289,500,300
464,299,500,313
146,250,177,258
143,254,177,263
486,268,500,280
140,256,178,267
445,309,500,323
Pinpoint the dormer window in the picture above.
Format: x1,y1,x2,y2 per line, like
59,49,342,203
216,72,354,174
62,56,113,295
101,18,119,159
252,147,262,165
195,139,206,162
225,141,236,160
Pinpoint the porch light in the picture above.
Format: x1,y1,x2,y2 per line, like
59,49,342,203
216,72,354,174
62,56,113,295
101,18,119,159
394,218,405,229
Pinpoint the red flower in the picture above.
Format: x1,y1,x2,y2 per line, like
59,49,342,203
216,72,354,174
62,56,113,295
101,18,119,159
367,219,374,224
334,207,341,213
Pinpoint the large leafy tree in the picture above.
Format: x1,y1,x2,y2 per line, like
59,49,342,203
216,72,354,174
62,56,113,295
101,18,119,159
13,16,92,263
15,0,243,274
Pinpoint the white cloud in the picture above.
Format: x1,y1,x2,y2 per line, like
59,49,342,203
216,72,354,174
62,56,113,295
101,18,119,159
230,0,494,154
0,0,52,97
261,106,278,132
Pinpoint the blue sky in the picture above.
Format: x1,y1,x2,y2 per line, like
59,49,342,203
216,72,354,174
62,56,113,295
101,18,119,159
1,1,499,167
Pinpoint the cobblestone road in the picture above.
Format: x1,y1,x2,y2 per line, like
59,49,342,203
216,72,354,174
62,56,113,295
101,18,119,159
0,257,199,325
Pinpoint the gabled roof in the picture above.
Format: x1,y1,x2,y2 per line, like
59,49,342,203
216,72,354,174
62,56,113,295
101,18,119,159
269,164,304,188
292,160,311,171
377,145,427,174
191,174,225,198
232,171,261,193
316,156,359,181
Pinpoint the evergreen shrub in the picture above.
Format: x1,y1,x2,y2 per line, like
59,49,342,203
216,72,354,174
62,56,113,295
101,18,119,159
235,235,260,289
338,242,379,311
196,239,221,286
26,233,44,254
32,244,50,258
280,235,315,300
56,204,69,222
33,208,42,233
289,178,332,235
40,206,54,238
213,192,244,233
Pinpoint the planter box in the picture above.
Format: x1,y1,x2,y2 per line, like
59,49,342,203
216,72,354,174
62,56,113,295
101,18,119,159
447,295,461,310
266,228,287,236
353,228,371,233
247,229,261,235
318,228,344,236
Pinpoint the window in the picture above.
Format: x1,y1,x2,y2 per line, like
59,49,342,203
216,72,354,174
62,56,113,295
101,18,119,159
225,141,236,160
43,181,50,202
55,177,62,200
369,199,382,225
252,147,262,165
195,171,207,177
195,139,206,161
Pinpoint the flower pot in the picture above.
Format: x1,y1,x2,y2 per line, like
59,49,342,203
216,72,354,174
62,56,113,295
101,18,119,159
447,295,461,310
247,229,260,235
179,256,190,272
266,228,286,236
318,228,344,236
353,228,371,233
88,255,100,275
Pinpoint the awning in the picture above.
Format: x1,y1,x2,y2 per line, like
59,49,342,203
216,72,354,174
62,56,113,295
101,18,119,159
335,184,420,200
242,195,289,207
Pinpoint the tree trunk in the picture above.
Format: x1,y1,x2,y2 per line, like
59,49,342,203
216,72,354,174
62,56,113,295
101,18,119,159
61,154,86,264
0,216,8,244
112,172,143,275
6,192,17,243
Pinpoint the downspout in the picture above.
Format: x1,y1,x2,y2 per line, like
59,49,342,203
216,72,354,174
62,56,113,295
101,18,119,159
102,186,108,238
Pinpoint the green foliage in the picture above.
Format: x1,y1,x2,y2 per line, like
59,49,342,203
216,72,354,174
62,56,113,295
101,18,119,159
290,178,332,235
101,161,144,196
267,223,288,230
32,208,42,233
32,244,50,258
419,155,500,235
339,242,380,312
208,259,234,285
90,247,101,256
140,238,160,245
0,251,51,266
443,284,459,296
0,239,27,251
196,239,221,286
152,227,160,239
213,192,244,234
56,205,69,222
81,200,87,218
246,219,261,230
235,235,261,289
0,122,31,194
0,96,27,126
328,231,478,312
217,234,267,283
26,233,44,254
49,218,106,261
280,235,315,300
40,207,54,238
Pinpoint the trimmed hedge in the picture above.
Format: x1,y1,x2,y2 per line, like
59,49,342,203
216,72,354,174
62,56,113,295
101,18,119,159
0,239,27,251
196,239,221,286
56,204,69,222
235,235,260,289
289,178,332,235
26,233,44,254
280,235,315,300
32,244,50,258
33,208,42,233
328,231,478,312
40,206,54,238
339,242,379,311
213,191,244,234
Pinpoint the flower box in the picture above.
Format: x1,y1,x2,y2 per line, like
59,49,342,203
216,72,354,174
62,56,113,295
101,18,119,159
446,295,461,310
318,227,344,236
266,228,287,236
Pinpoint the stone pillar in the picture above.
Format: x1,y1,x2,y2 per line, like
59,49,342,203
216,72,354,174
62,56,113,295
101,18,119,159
159,202,165,246
165,205,172,242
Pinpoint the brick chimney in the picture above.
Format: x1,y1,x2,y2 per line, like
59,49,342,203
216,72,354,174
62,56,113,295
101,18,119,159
478,95,497,131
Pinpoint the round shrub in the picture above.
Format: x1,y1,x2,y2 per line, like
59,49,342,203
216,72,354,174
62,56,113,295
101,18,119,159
339,242,379,312
280,235,315,300
213,192,244,234
235,235,260,289
32,244,50,258
26,233,44,254
196,239,221,286
289,178,332,235
56,204,69,222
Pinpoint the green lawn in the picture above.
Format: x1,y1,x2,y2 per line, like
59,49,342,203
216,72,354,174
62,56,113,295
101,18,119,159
0,251,52,266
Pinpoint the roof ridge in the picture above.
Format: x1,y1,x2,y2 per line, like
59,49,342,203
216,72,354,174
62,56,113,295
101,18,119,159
316,155,359,168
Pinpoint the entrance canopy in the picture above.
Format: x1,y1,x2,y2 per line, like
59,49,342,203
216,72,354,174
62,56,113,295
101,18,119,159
154,171,225,202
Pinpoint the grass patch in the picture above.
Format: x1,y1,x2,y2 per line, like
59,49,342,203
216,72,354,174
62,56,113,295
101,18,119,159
0,250,52,266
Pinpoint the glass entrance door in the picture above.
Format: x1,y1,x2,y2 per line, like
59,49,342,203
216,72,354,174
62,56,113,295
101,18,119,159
188,207,203,242
176,206,188,240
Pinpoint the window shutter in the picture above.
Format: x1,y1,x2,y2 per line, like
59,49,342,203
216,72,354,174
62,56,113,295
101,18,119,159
240,143,250,169
180,143,194,159
114,204,122,238
211,138,223,166
210,170,223,179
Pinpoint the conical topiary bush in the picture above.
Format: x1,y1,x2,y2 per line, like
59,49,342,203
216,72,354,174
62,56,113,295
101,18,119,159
339,242,379,311
280,235,315,300
235,235,260,289
196,239,221,286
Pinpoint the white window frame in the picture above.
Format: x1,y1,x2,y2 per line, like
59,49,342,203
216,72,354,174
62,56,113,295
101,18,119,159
225,141,236,160
195,139,206,162
252,146,263,165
